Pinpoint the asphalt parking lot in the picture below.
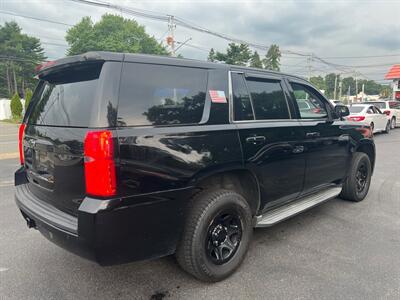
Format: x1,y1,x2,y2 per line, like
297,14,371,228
0,121,399,299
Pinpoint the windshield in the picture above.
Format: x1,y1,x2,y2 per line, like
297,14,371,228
349,106,365,113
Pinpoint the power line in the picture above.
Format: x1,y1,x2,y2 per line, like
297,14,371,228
0,10,73,26
68,0,169,21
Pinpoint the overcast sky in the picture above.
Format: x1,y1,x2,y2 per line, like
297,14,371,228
1,0,399,82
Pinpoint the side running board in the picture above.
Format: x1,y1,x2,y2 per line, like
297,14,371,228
255,186,342,227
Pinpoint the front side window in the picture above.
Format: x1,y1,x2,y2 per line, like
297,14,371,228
290,83,328,119
245,78,290,120
232,73,254,121
118,63,208,126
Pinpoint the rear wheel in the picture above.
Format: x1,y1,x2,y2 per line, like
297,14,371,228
384,121,391,134
340,152,372,202
391,117,396,129
176,189,252,282
370,122,374,133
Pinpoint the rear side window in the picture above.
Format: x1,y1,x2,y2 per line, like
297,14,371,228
389,101,400,109
118,63,208,126
245,78,290,120
28,63,102,127
232,73,254,121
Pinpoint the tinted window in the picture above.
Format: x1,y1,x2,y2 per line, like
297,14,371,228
28,63,102,127
246,78,290,120
349,106,365,113
232,73,253,121
290,83,328,119
118,63,207,126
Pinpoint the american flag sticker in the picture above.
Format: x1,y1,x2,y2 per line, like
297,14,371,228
209,90,227,103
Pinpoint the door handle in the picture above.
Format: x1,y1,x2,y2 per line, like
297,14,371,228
246,136,266,144
306,132,321,138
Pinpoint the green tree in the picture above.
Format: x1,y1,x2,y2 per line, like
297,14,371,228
213,43,251,66
324,73,337,98
263,44,281,71
66,14,168,56
208,48,216,62
310,76,326,92
10,92,22,119
0,22,45,98
341,77,355,96
250,51,263,68
24,88,33,110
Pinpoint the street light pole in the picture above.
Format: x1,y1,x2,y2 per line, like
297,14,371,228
167,15,176,57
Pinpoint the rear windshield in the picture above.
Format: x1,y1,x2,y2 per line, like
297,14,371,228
28,63,103,127
363,102,385,109
349,106,365,113
118,63,208,126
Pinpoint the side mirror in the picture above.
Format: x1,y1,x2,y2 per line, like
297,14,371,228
334,105,350,119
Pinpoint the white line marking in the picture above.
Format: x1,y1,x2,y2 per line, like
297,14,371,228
0,141,17,144
0,267,9,272
0,180,14,187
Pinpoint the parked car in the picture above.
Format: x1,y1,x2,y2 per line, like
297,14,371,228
348,104,391,134
360,100,400,129
15,52,375,282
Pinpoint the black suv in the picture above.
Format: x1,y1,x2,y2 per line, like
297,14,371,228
15,52,375,282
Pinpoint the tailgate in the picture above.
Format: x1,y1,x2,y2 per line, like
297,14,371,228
21,61,120,216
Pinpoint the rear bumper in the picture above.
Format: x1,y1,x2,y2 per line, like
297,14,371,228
15,169,196,265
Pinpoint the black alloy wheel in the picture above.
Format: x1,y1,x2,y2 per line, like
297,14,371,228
356,162,368,194
206,210,242,265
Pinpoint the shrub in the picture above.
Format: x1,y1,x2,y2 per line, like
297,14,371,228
10,92,23,119
24,88,33,110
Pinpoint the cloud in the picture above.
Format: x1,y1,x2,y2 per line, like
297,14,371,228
1,0,399,81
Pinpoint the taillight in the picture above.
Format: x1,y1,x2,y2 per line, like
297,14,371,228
347,116,366,122
356,126,373,138
18,123,26,165
383,110,390,116
84,130,116,197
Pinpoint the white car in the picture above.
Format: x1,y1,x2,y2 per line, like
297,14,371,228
348,104,391,134
360,101,400,129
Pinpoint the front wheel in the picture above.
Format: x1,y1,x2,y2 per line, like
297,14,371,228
176,189,252,282
340,152,372,202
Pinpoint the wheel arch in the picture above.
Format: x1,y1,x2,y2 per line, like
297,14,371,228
190,167,261,216
355,139,376,173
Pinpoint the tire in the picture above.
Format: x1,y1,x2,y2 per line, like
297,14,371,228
384,121,390,134
340,152,372,202
370,122,374,134
391,117,396,129
176,189,252,282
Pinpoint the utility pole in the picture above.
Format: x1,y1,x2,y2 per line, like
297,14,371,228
334,74,338,100
362,83,365,101
339,79,342,101
355,72,358,103
307,53,313,81
167,15,176,57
